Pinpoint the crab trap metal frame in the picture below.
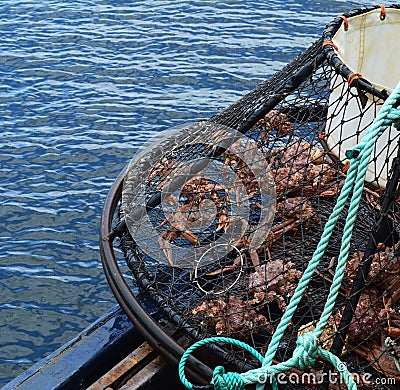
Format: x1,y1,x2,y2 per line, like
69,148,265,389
100,5,400,389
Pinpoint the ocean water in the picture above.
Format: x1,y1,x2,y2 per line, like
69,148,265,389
0,0,374,386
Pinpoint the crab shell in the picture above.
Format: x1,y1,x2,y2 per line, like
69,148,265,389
190,295,272,339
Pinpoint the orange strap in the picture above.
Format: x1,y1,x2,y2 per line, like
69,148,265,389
338,15,349,30
348,72,363,87
342,162,350,173
380,4,386,20
322,40,338,51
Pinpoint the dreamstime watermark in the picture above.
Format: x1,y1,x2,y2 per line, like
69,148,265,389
123,122,276,270
256,362,396,386
257,371,371,386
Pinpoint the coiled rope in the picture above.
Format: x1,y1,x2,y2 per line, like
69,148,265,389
179,81,400,390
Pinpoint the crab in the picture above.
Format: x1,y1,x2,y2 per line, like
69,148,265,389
271,141,341,198
307,163,339,191
206,197,321,276
336,295,400,380
205,213,312,277
148,157,183,182
343,244,400,338
251,110,294,143
277,141,330,170
342,242,400,287
157,204,201,266
154,114,341,268
355,340,400,380
274,167,305,196
299,310,400,380
179,177,229,206
276,197,321,230
246,259,303,312
189,295,273,339
221,138,270,202
298,317,342,353
204,217,269,275
333,290,392,343
156,177,231,265
279,141,313,169
326,242,400,377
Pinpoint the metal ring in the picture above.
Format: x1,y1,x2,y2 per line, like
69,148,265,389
192,243,244,295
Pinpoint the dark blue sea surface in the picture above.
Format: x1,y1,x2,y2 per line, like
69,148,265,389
0,0,374,385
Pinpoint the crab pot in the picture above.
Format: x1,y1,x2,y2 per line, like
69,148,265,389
101,5,400,390
324,6,400,188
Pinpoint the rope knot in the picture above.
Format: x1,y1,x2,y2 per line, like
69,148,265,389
345,145,362,160
212,366,244,390
294,332,319,370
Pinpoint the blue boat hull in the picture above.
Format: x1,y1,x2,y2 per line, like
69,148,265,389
4,306,142,389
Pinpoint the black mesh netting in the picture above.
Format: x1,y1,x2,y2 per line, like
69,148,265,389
117,5,400,389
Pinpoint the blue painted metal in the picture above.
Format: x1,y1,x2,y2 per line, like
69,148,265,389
4,305,141,390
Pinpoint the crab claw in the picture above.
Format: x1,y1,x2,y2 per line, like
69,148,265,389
216,213,231,232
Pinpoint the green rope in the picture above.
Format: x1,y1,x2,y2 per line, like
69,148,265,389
179,81,400,390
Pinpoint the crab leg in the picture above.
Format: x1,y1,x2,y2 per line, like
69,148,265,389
382,276,400,338
156,213,175,228
385,275,400,304
181,230,200,246
158,232,180,266
250,249,260,267
205,218,300,277
157,218,201,264
387,319,400,338
364,187,381,211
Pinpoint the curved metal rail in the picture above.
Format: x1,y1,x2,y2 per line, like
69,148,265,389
99,165,213,386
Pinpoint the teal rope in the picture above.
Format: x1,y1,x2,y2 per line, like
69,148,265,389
179,337,264,390
260,158,360,368
179,81,400,390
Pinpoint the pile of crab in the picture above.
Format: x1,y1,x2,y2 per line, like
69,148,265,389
150,110,344,322
147,109,400,380
150,110,343,267
297,242,400,381
176,110,344,332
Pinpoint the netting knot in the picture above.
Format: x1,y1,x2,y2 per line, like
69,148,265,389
212,366,244,390
294,332,319,370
